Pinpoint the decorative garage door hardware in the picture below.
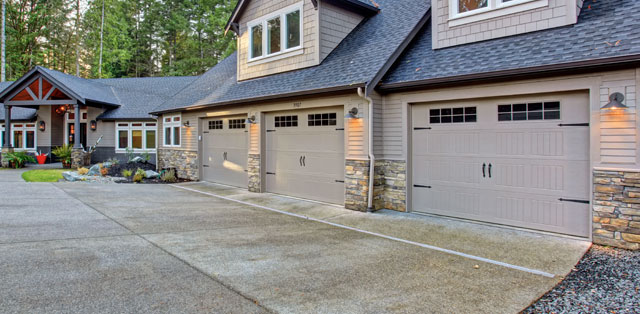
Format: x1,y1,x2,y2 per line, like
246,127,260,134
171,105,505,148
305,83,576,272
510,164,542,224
413,127,432,130
413,184,432,189
558,123,589,127
222,152,228,161
267,172,276,175
335,128,345,130
558,198,590,204
266,129,276,132
202,165,210,168
299,156,306,167
202,131,209,134
335,180,345,183
482,163,492,178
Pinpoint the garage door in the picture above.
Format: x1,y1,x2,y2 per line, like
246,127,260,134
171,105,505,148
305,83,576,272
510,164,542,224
265,107,345,204
201,116,248,188
411,92,590,237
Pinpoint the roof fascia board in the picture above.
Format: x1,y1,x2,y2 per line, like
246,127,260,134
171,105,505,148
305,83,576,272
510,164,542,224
150,84,364,115
365,8,430,96
377,54,640,93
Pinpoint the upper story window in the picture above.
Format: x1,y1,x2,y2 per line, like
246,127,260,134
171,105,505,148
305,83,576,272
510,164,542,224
248,2,303,62
450,0,546,26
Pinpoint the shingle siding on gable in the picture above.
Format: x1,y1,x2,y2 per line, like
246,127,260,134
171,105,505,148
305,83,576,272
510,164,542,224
319,1,363,62
237,0,319,81
432,0,578,49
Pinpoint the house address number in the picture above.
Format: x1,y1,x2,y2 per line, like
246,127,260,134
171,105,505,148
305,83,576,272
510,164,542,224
293,102,302,108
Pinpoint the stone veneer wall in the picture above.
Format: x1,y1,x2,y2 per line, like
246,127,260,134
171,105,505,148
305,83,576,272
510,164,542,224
345,159,370,211
158,149,198,180
593,169,640,250
373,160,407,212
248,154,261,192
0,147,12,168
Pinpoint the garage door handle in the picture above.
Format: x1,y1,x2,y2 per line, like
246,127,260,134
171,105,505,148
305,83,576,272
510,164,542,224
482,163,486,178
302,156,306,167
300,156,303,167
488,163,492,178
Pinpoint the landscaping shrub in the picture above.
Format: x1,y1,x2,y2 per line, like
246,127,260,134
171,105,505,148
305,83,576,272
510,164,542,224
100,167,109,177
77,167,89,175
132,173,144,183
5,151,36,168
52,144,72,168
122,169,133,177
160,169,177,183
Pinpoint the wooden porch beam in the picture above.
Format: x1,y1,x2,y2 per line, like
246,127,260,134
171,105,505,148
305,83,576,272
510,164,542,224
5,99,77,106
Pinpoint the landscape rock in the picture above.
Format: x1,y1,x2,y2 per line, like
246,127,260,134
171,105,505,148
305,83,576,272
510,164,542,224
130,156,144,163
88,164,101,176
144,170,160,179
62,171,85,182
102,161,113,168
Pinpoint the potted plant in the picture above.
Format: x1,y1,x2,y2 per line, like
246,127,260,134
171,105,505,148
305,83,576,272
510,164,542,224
35,151,48,164
5,151,36,169
52,144,73,168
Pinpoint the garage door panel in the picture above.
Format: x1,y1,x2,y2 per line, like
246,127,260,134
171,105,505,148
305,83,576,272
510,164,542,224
411,93,590,237
202,116,248,188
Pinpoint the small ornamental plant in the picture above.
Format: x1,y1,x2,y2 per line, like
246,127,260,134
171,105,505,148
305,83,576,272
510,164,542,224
132,173,144,183
100,167,109,177
77,167,89,175
121,169,133,177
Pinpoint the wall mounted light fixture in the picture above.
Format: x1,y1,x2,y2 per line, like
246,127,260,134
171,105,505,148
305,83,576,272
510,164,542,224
39,120,46,132
183,120,191,127
602,92,628,110
345,107,359,119
246,115,257,124
90,120,97,131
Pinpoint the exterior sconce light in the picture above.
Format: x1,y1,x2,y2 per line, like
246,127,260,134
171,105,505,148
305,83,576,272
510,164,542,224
345,107,359,119
246,115,257,124
601,92,628,110
90,120,97,131
39,120,46,132
183,120,191,127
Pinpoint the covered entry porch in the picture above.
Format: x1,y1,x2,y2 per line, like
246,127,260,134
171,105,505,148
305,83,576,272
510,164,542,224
0,67,119,168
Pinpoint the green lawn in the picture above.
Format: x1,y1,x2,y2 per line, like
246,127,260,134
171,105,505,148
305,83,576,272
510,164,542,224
21,169,67,182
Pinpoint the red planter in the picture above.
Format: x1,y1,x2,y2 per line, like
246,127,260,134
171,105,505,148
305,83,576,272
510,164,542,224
36,155,47,165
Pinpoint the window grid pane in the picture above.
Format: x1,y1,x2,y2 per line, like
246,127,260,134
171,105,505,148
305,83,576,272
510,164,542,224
26,131,35,149
229,119,246,129
251,25,263,58
274,115,298,128
173,127,180,146
131,130,143,149
209,120,223,130
267,17,281,54
498,101,561,121
429,107,476,124
308,113,337,126
118,130,128,149
146,130,156,149
286,10,300,49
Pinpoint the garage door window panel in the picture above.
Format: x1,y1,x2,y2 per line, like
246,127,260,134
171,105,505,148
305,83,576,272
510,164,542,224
308,113,337,126
498,102,561,121
275,115,298,127
209,120,223,130
229,119,246,129
430,107,477,124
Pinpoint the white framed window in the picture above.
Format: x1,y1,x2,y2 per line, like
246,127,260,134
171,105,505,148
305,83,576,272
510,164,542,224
1,123,36,151
449,0,547,26
163,115,181,147
248,2,303,62
116,122,157,152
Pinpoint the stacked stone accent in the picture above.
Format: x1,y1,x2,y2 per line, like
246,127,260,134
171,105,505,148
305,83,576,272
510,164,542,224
158,149,198,180
71,149,91,169
345,159,370,212
248,154,261,192
593,169,640,250
1,147,13,168
373,160,407,212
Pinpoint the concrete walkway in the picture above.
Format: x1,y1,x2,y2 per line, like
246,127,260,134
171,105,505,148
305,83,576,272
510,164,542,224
0,171,590,313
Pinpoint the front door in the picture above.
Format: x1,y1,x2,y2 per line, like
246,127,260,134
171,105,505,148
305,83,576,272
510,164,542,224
68,123,87,148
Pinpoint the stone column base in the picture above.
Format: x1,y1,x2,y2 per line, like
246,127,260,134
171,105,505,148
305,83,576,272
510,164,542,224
71,148,91,169
248,154,261,192
158,149,198,180
593,169,640,250
345,159,370,212
1,147,14,168
373,160,407,212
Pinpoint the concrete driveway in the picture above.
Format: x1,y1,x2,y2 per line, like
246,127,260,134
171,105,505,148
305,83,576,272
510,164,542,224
0,168,590,313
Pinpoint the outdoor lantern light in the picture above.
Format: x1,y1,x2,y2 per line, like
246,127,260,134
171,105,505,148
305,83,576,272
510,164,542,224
246,115,257,124
90,120,97,131
345,107,359,119
602,92,628,110
183,120,191,127
39,120,45,132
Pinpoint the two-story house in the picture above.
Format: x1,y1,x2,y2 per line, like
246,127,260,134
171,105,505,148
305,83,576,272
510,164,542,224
3,0,640,249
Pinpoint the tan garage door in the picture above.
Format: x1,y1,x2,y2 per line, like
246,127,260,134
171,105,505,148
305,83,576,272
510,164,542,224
411,92,590,237
201,116,248,188
265,107,345,204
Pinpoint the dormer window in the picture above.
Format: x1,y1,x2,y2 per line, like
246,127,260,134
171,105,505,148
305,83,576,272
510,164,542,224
248,2,303,62
450,0,547,26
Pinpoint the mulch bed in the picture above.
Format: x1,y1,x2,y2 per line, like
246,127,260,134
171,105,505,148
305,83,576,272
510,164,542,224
107,162,156,177
523,245,640,314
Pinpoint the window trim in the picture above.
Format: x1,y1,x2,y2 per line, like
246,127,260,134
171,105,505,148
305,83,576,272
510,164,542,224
449,0,547,27
247,2,304,63
115,122,157,153
163,115,181,148
1,123,37,151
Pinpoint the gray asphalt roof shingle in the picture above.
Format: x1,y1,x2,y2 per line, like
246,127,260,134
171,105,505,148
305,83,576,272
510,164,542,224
153,0,431,113
381,0,640,86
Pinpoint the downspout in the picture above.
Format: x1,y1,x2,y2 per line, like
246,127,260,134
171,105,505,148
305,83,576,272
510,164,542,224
357,87,375,212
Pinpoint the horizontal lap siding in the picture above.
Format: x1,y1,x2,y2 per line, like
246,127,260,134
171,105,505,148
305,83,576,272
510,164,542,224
599,72,637,164
374,94,404,160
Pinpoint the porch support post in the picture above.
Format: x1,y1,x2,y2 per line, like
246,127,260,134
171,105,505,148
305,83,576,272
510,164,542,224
3,104,10,148
73,104,81,149
1,104,12,168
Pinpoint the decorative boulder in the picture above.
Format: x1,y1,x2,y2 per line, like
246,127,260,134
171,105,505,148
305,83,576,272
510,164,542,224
88,164,101,176
102,161,113,169
144,170,160,179
62,171,85,182
130,156,144,163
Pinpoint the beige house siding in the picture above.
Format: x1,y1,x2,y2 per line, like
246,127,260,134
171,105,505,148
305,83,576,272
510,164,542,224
49,107,64,147
37,107,51,147
318,1,363,61
87,107,116,147
433,0,578,49
379,68,640,170
237,0,319,81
